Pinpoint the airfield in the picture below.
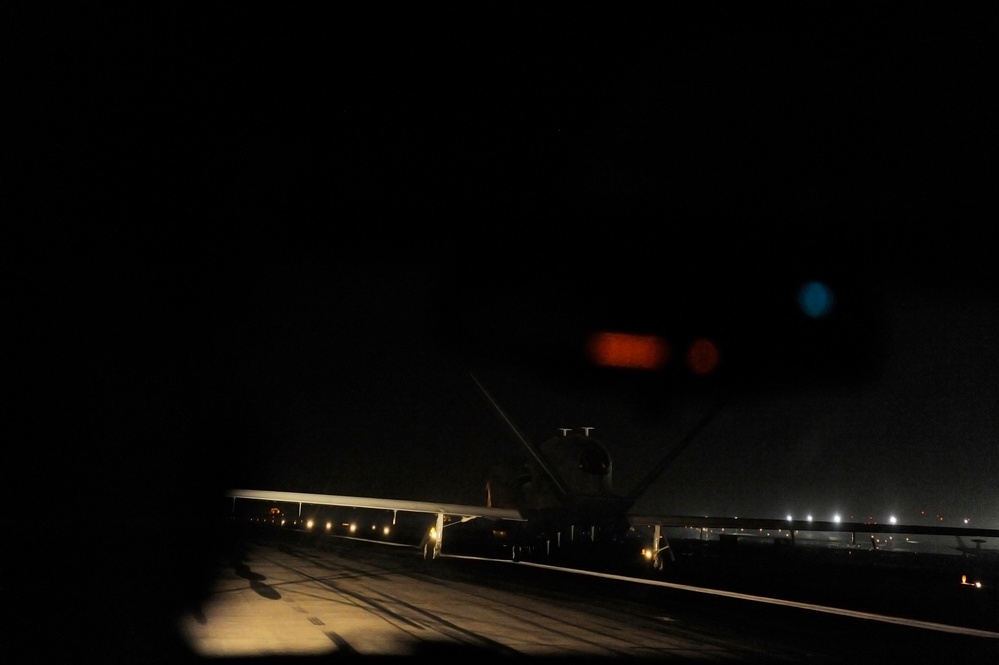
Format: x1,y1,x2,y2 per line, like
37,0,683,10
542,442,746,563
170,519,997,662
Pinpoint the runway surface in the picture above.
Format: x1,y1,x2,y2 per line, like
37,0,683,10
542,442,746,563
172,525,998,662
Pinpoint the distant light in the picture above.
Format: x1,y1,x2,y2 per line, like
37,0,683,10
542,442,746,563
961,575,983,589
833,514,841,523
786,515,793,522
586,331,669,370
382,526,391,536
686,338,721,375
326,521,333,531
889,516,897,524
807,515,813,522
797,281,835,319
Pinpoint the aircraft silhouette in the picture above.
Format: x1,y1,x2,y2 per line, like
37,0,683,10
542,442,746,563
227,375,999,570
953,536,999,560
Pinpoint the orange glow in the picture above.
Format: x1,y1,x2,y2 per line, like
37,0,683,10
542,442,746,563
686,338,720,375
586,332,669,370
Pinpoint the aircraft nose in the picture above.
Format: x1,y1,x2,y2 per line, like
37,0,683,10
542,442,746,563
579,443,610,475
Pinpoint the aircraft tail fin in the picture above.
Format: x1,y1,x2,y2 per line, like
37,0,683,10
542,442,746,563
623,395,729,505
470,373,570,501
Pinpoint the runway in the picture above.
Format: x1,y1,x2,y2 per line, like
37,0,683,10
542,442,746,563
173,526,999,662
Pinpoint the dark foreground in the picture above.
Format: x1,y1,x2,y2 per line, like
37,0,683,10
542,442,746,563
168,522,999,663
568,538,999,634
427,521,999,635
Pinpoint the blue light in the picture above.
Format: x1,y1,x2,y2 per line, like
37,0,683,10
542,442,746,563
797,280,835,319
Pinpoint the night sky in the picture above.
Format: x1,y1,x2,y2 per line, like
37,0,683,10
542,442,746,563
11,6,997,553
9,9,997,660
191,257,996,529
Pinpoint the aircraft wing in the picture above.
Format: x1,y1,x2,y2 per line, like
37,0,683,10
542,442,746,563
227,488,524,522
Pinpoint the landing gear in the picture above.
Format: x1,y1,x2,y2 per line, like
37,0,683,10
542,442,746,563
422,513,445,560
649,525,674,572
421,534,443,560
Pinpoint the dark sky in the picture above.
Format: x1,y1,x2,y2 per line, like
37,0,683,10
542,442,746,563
8,11,996,659
192,258,997,527
10,6,996,532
